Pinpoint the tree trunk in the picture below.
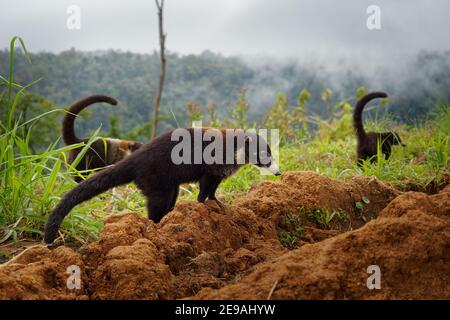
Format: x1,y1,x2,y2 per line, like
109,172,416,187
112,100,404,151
151,0,167,139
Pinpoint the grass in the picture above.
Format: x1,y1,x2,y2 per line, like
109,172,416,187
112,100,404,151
1,37,449,246
306,209,337,230
0,38,113,244
278,212,304,249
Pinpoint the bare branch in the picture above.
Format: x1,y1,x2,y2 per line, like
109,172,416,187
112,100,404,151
151,0,167,139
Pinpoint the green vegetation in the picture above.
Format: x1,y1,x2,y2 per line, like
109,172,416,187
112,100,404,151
306,209,338,230
1,48,450,140
0,38,107,244
278,212,304,249
1,38,449,245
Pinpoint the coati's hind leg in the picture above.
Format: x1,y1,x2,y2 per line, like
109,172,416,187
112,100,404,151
145,190,173,223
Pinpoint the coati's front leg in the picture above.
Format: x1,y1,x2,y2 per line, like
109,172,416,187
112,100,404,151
207,176,225,208
382,145,392,160
198,175,224,209
167,185,180,212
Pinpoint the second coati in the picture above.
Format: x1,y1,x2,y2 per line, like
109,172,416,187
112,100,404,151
353,92,406,166
63,95,143,182
44,127,281,243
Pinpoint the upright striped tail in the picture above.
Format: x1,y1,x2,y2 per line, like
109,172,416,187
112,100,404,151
353,92,388,139
62,95,117,145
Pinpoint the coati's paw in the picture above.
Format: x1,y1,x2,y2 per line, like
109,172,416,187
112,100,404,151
213,199,226,209
203,199,225,212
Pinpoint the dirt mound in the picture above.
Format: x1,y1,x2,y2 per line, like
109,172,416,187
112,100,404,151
196,186,450,299
1,171,446,300
241,171,399,230
0,246,88,299
81,201,285,299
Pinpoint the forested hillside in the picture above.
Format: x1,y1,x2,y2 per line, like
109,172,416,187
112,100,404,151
1,49,449,139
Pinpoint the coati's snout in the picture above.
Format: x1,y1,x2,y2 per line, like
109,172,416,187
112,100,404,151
245,132,281,176
258,151,281,176
394,132,406,147
262,160,281,176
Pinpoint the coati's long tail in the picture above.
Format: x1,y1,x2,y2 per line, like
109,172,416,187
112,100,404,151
44,159,135,243
62,95,118,145
353,92,388,139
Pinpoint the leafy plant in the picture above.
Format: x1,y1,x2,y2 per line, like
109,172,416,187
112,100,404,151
278,212,304,249
306,208,337,229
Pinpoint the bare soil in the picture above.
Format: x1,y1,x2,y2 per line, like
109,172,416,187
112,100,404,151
0,171,448,300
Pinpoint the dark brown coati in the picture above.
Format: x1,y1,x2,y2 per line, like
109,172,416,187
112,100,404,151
44,127,281,243
63,95,143,182
354,92,406,166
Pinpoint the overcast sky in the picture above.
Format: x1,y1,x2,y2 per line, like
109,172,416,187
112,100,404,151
1,0,449,58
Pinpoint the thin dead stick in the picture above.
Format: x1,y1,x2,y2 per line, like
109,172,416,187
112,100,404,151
0,244,46,268
267,279,279,300
151,0,167,139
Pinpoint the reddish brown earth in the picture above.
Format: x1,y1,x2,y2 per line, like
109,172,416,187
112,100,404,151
0,171,448,300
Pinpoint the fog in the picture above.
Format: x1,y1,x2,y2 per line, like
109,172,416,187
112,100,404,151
2,0,449,122
1,0,449,57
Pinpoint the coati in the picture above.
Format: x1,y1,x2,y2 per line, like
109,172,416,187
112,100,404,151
44,127,281,243
353,92,406,166
63,95,143,182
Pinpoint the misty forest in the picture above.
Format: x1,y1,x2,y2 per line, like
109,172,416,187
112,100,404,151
1,49,450,148
0,1,449,302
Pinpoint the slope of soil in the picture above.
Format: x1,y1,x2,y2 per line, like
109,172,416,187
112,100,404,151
196,186,450,299
0,171,447,300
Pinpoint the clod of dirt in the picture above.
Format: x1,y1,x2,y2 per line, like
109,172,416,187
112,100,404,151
159,202,283,273
78,212,175,299
89,238,174,299
195,185,450,300
0,246,88,300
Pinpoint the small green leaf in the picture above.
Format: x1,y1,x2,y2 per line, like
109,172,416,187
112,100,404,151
356,201,364,210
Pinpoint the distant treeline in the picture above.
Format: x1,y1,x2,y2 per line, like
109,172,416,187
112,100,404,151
1,49,449,138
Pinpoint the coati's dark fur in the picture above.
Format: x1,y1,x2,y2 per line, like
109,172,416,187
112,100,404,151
63,95,143,182
44,128,280,243
354,92,405,166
